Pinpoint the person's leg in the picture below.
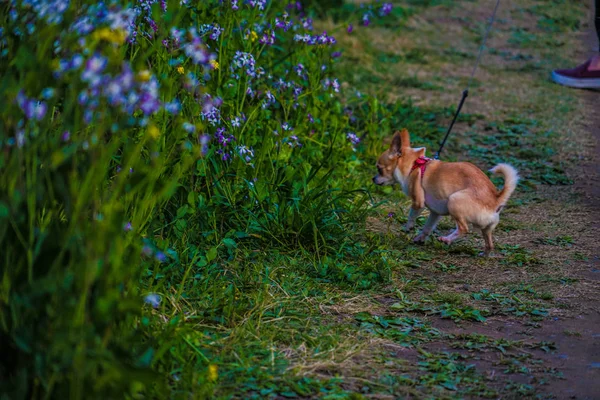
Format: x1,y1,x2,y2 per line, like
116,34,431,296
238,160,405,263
596,0,600,51
551,0,600,88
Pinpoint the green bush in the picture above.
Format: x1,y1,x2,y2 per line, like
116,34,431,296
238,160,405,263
0,0,406,397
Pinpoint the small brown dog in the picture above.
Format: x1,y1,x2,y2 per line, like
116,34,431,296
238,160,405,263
373,129,518,255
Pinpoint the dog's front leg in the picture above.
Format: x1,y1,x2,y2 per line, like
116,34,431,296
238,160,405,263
403,206,424,232
404,173,426,232
414,212,442,243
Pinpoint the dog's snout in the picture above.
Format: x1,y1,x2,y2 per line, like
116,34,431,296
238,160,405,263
372,175,378,184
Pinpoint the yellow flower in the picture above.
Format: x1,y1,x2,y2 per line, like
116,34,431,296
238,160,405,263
176,66,184,74
138,70,151,82
208,364,218,382
210,60,219,70
93,28,127,45
250,31,258,42
147,124,160,140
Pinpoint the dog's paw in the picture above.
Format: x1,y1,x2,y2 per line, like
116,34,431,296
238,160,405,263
413,233,427,243
438,236,452,245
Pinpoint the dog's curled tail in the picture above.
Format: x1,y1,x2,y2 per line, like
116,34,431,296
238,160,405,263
490,163,519,210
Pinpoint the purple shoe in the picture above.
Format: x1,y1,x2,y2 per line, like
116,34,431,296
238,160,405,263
552,59,600,89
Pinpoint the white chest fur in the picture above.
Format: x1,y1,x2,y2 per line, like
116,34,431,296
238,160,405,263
394,167,410,195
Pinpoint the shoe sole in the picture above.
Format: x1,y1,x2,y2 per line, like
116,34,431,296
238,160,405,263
552,71,600,89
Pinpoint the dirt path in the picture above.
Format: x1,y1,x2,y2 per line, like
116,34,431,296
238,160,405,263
537,97,600,398
545,21,600,400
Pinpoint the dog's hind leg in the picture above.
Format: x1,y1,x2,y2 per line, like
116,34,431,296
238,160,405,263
413,212,442,243
439,217,468,245
439,191,471,245
480,220,499,256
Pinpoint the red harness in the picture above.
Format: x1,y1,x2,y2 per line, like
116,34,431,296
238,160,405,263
410,156,432,181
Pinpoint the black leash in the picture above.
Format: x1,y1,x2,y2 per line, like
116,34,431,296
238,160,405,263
434,0,502,160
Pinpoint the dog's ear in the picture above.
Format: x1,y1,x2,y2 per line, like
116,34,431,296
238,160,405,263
390,131,402,155
399,128,411,149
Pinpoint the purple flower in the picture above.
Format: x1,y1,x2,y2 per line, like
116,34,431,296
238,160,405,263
144,293,161,308
84,109,94,124
236,145,254,162
183,122,196,133
139,93,161,114
142,245,153,257
362,13,371,26
248,0,267,10
201,24,223,41
347,24,353,33
302,18,313,31
294,32,336,46
62,131,70,141
294,63,306,78
16,130,25,148
283,135,302,148
347,132,360,145
262,90,276,109
199,134,210,155
85,54,107,73
275,13,293,32
217,149,231,161
287,1,302,11
155,251,166,263
380,3,393,17
165,99,181,114
41,88,55,99
124,222,133,231
201,99,221,126
332,78,340,93
322,78,340,93
71,54,84,69
184,30,215,66
231,51,256,78
28,101,47,120
214,127,234,147
259,30,275,45
16,91,48,121
387,212,395,219
105,81,124,105
81,54,107,87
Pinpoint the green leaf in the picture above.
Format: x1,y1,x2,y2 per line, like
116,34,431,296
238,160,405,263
187,191,196,207
222,238,237,248
136,348,154,368
206,247,218,262
0,202,8,218
279,391,298,398
196,257,208,267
